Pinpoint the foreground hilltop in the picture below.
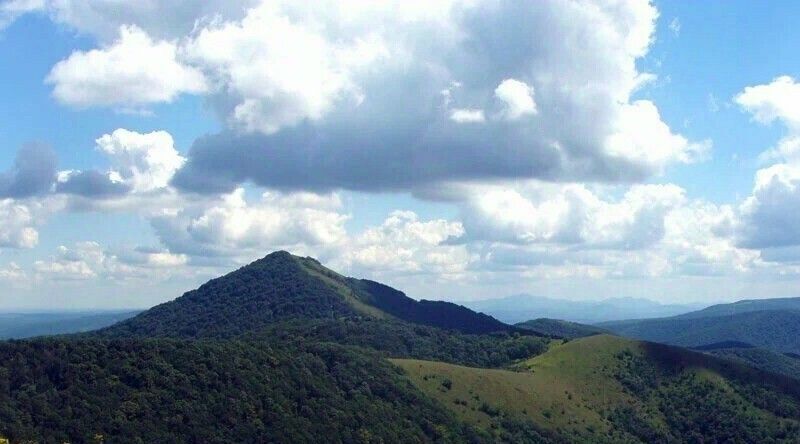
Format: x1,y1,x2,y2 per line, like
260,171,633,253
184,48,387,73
396,335,800,442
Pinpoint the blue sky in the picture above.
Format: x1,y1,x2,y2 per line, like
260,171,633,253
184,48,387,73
1,1,799,310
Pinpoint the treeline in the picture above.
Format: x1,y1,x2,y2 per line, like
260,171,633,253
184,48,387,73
251,318,550,368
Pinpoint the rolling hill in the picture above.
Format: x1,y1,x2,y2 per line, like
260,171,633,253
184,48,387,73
602,308,800,355
515,318,608,339
395,335,800,443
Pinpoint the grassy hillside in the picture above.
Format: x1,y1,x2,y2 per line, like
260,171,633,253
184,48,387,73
0,311,139,339
101,251,510,338
394,335,800,443
515,318,608,339
602,309,800,354
0,338,485,444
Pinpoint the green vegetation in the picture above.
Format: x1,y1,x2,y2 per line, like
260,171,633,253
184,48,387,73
674,297,800,319
515,318,608,339
700,345,800,380
0,338,484,444
602,309,800,354
5,252,800,442
101,251,510,338
395,335,800,443
251,318,549,368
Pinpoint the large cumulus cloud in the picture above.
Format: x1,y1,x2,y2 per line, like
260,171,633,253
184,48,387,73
34,1,706,193
735,76,800,251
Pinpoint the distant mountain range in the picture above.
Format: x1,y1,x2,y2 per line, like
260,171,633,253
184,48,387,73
598,297,800,380
601,299,800,355
464,293,703,324
0,310,140,339
515,318,609,339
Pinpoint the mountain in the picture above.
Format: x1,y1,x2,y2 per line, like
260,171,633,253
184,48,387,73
515,318,609,339
395,335,800,443
0,310,140,339
689,342,800,380
464,294,701,324
671,297,800,319
602,308,800,354
100,251,510,338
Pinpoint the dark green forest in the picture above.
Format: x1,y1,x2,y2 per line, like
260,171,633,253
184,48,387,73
0,339,485,444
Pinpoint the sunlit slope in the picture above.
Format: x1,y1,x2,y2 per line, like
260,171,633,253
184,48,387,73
393,335,800,443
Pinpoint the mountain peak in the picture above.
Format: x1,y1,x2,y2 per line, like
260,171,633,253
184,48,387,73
99,252,511,338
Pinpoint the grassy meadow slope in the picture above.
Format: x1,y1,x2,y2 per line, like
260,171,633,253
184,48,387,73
394,335,800,443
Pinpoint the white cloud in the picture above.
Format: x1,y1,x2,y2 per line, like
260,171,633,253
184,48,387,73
449,108,485,123
735,77,800,249
34,242,102,280
46,25,207,109
339,210,471,278
0,0,43,28
605,100,710,170
668,17,680,36
171,0,706,192
151,188,348,261
494,79,537,119
25,0,256,41
0,262,25,281
451,181,686,249
95,128,185,193
735,76,800,130
185,2,388,133
33,241,189,281
0,198,41,249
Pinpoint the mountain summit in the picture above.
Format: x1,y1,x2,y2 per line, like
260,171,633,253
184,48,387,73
101,251,509,338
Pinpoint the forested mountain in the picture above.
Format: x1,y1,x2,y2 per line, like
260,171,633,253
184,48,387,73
0,339,482,443
0,311,139,339
100,251,509,338
602,309,800,354
672,297,800,320
691,342,800,380
515,318,608,339
3,251,800,443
